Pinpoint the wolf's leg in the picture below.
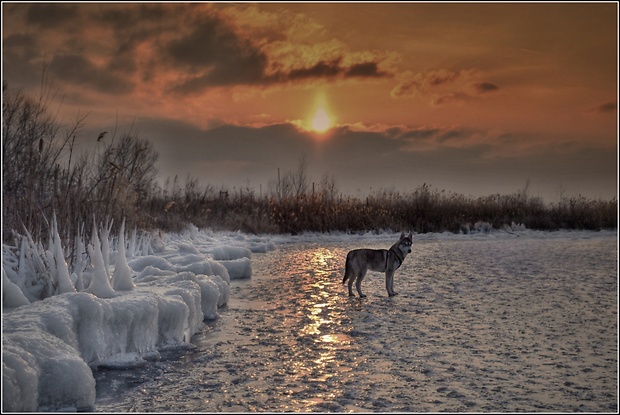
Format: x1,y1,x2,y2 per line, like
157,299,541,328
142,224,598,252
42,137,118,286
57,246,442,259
390,275,398,297
386,270,398,297
347,274,356,296
356,270,367,298
385,271,393,296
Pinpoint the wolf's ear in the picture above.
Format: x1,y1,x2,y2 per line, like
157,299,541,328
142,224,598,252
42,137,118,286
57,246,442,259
400,231,405,239
408,231,413,238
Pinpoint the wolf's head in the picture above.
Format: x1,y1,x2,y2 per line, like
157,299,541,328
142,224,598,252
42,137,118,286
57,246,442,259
398,231,413,254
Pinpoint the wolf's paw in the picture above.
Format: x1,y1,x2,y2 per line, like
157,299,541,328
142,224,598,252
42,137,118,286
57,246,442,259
388,292,399,297
360,294,367,298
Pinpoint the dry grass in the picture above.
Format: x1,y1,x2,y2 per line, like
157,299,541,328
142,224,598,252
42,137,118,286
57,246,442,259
3,83,617,248
153,184,616,235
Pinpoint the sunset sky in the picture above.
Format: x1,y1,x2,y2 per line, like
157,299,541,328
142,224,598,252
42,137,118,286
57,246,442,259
2,2,618,201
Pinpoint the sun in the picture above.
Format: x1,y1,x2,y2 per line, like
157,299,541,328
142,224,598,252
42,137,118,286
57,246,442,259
310,107,331,133
306,92,335,135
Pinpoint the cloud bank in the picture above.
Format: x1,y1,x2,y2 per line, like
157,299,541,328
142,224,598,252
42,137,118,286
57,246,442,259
104,117,616,201
4,3,393,97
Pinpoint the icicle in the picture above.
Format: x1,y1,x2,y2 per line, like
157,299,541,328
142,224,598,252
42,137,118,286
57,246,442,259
18,236,28,284
100,219,113,273
44,250,57,297
111,219,135,291
52,215,76,294
16,236,38,302
85,219,116,298
73,224,86,292
128,226,137,258
22,228,46,276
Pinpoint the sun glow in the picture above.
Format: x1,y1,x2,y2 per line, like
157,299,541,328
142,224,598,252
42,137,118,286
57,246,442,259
310,107,331,133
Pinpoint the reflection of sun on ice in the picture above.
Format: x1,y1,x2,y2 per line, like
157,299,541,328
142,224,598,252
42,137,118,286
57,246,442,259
310,107,331,133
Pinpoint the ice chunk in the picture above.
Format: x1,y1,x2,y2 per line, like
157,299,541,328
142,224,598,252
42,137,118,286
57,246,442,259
2,330,96,412
3,267,30,310
210,246,252,260
219,257,252,280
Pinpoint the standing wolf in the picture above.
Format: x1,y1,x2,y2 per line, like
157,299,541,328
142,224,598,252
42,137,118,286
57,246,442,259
342,232,413,297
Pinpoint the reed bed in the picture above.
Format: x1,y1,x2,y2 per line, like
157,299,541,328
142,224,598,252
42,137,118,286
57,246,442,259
148,184,617,235
3,83,617,248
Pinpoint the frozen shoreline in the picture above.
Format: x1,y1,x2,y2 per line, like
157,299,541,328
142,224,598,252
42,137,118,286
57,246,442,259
3,228,618,411
2,228,273,412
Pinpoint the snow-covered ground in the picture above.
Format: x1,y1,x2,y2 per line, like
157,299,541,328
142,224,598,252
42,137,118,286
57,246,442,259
2,226,618,412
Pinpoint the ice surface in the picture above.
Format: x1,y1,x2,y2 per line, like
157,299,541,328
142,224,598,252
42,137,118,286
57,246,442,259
2,226,616,411
95,229,618,413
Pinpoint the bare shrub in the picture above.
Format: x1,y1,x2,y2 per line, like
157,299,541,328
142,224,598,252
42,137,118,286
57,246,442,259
2,83,159,247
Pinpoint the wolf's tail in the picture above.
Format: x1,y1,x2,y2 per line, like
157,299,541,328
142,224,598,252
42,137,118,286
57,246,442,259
342,254,352,284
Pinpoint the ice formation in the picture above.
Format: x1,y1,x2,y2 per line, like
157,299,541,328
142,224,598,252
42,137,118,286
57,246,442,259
2,226,274,411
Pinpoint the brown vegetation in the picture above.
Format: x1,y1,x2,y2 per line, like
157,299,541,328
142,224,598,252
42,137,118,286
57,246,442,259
2,83,617,247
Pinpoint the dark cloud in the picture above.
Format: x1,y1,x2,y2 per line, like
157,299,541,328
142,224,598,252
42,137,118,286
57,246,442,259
165,13,391,93
97,3,169,28
6,3,392,95
276,59,391,84
392,70,498,102
2,33,43,87
3,33,37,55
25,3,79,28
437,129,464,143
386,127,440,141
432,92,472,106
104,117,615,201
390,79,420,98
428,70,458,86
425,81,498,105
285,59,344,81
165,13,269,91
49,54,134,94
345,62,389,78
474,82,499,93
166,15,263,68
592,101,617,113
5,4,160,93
170,54,391,94
97,4,172,76
164,11,391,93
391,69,461,98
2,33,38,62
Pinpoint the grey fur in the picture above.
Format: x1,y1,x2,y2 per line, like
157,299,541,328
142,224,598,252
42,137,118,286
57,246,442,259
342,232,413,297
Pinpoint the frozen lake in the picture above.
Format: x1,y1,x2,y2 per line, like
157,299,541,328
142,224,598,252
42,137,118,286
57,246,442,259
94,231,617,412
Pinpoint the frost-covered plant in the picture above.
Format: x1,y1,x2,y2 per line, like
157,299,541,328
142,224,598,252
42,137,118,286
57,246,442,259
2,215,162,307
